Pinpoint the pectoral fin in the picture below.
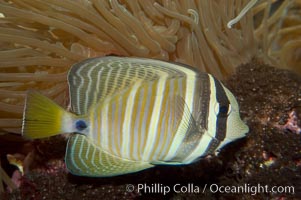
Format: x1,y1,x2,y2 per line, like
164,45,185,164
160,95,201,163
65,134,153,177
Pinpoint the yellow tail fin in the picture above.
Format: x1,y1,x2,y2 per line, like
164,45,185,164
22,91,72,139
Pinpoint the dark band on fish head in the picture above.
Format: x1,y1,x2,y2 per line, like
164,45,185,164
204,77,230,155
196,73,211,130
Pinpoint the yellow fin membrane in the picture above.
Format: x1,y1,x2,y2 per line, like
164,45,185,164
66,134,153,177
22,91,72,139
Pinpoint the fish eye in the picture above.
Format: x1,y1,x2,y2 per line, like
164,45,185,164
214,104,232,117
219,105,228,114
75,120,87,131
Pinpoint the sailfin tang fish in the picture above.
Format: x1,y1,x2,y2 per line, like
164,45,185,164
22,56,249,177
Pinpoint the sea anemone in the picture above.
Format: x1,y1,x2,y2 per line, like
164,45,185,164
253,0,301,73
0,0,259,135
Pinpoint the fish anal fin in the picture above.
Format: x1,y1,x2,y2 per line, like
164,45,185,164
65,134,153,177
151,160,183,165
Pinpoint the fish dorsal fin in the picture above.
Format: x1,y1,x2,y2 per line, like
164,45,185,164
67,56,193,115
65,134,153,177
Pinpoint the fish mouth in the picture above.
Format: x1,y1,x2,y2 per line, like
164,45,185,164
231,120,249,140
242,122,249,135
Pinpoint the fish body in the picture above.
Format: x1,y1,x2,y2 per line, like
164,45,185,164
22,56,249,177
